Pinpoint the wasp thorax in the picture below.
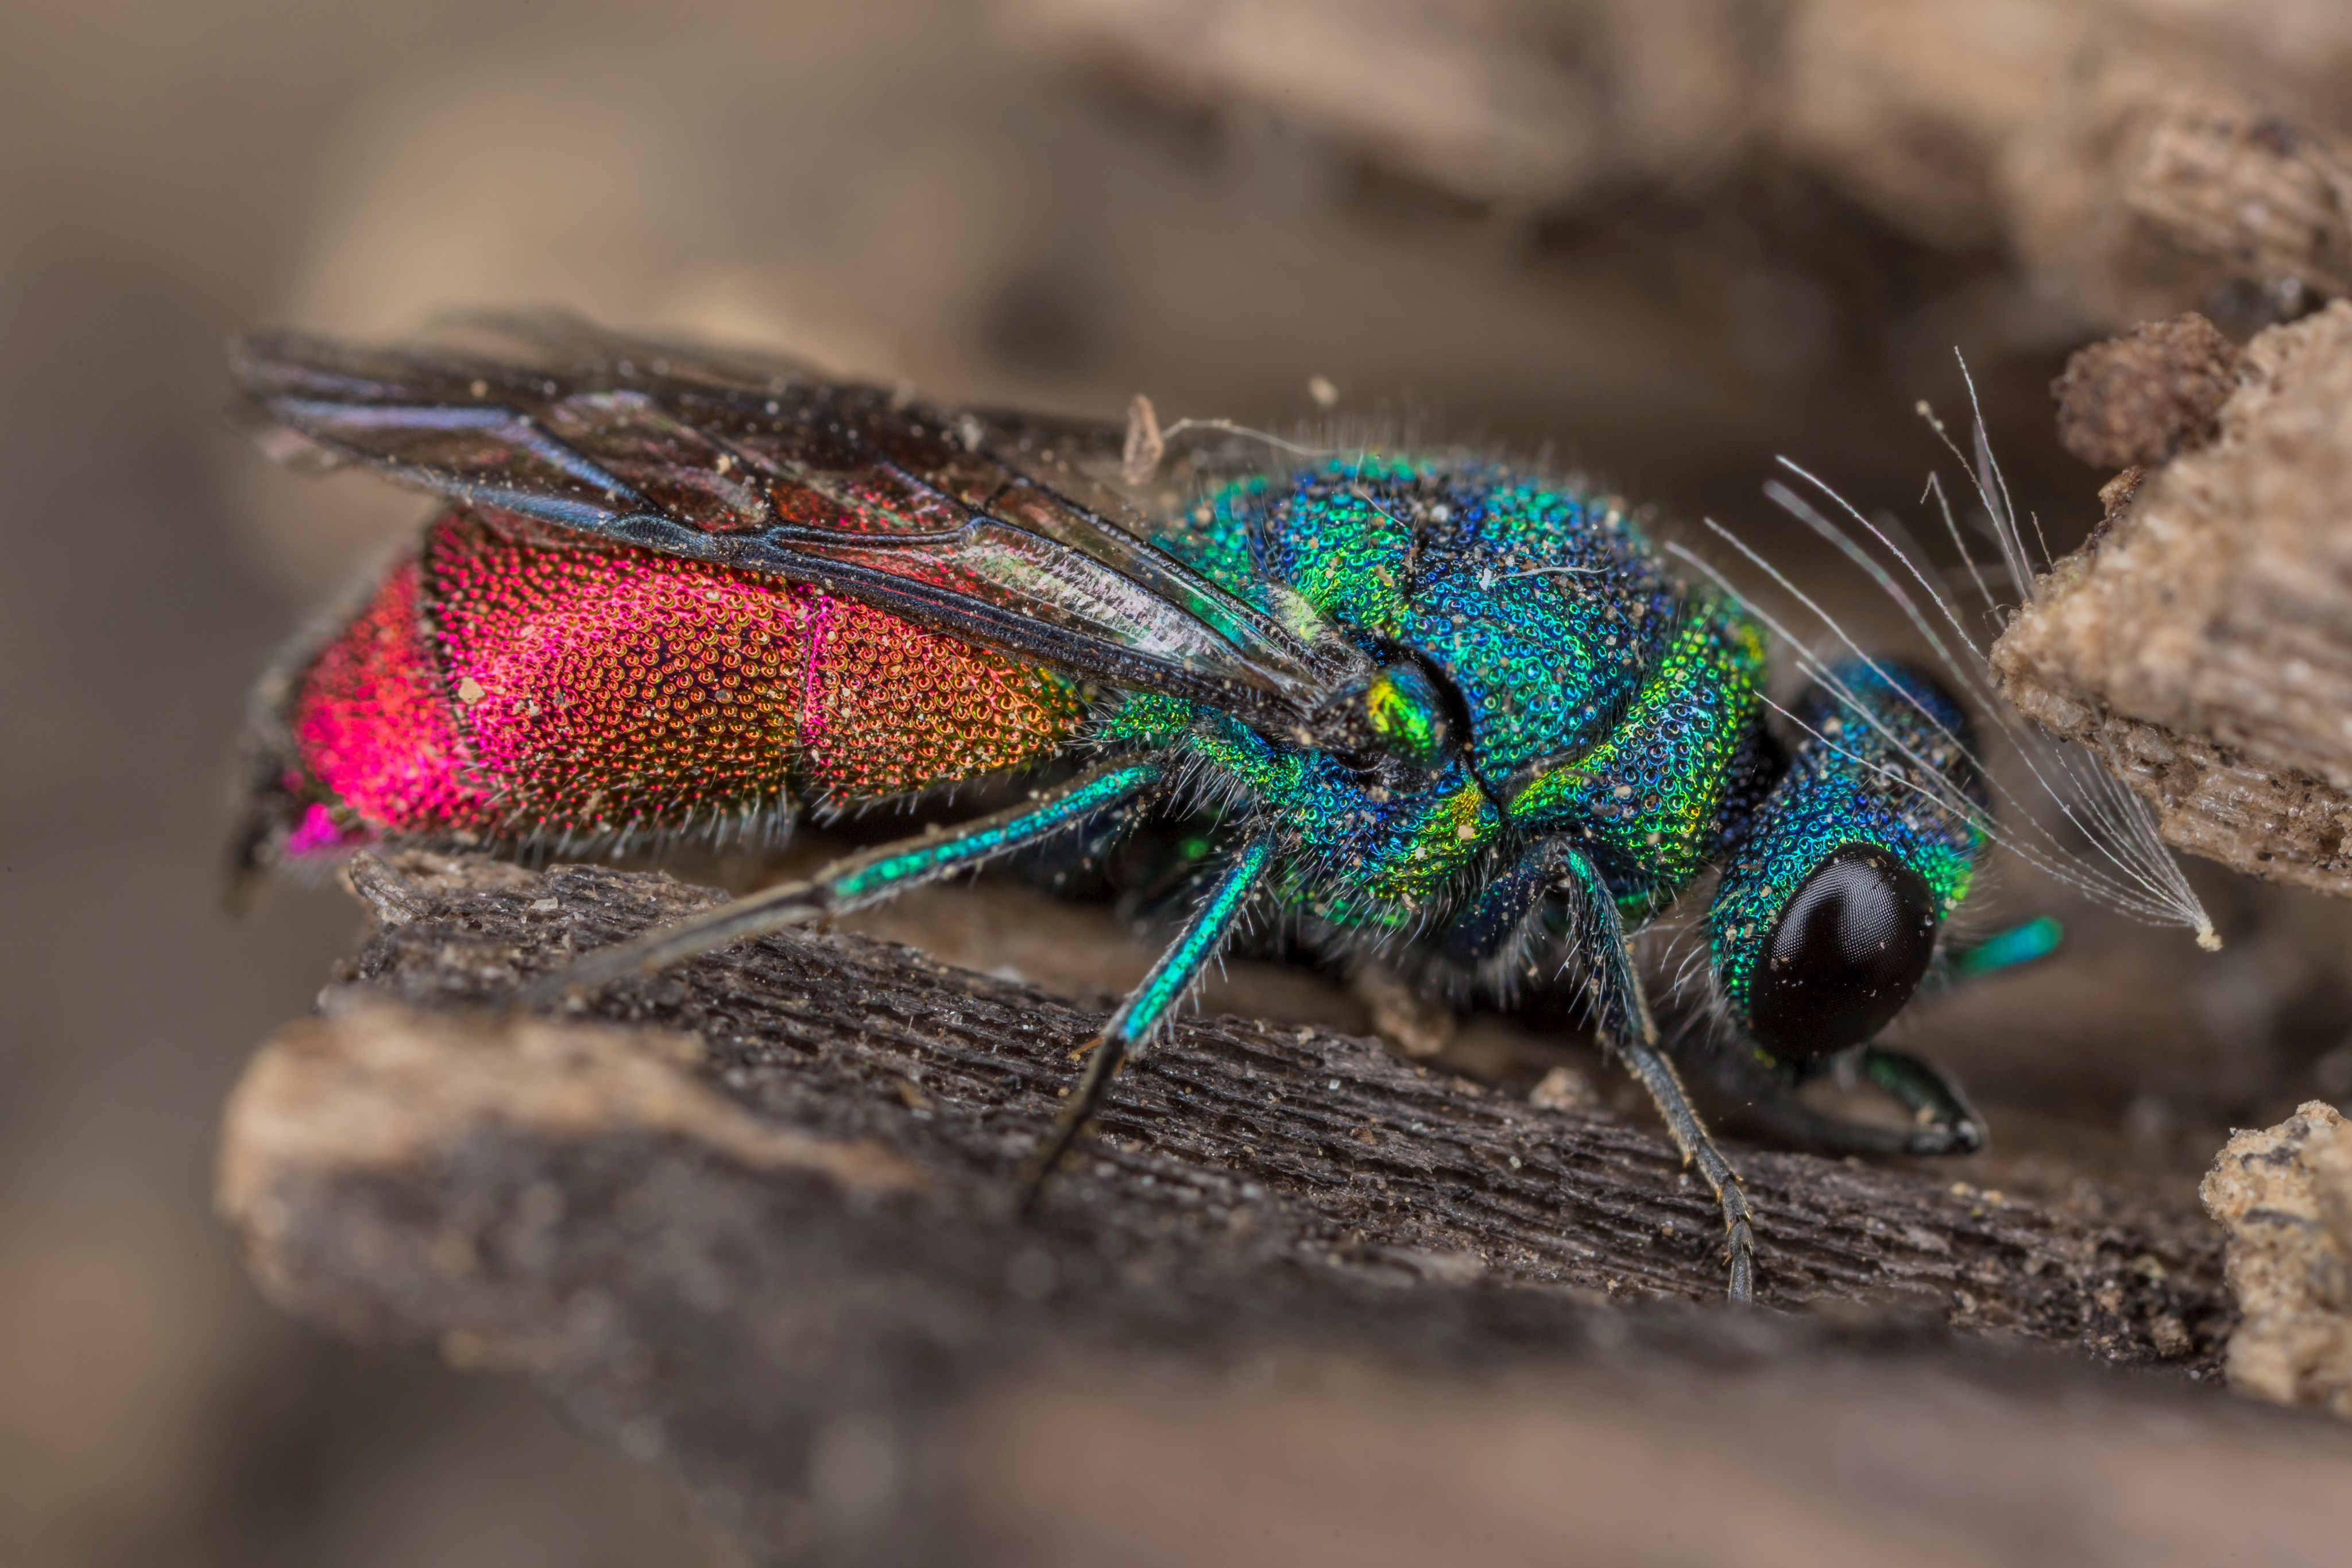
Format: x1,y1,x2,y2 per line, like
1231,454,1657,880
1748,845,1939,1063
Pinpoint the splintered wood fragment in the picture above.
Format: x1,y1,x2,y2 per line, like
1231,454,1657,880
2122,107,2352,303
1995,301,2352,899
2202,1101,2352,1418
2051,312,2239,469
1012,0,2352,332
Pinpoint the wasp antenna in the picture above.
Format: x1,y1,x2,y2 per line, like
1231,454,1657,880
1720,370,2220,948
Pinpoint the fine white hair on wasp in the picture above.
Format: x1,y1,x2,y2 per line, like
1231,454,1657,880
1670,355,2215,950
1154,417,1345,462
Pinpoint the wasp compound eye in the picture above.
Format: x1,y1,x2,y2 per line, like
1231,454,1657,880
1747,845,1939,1063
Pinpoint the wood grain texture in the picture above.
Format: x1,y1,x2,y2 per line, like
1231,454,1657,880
211,850,2297,1563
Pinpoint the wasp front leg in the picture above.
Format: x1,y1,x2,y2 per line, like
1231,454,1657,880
1695,916,2057,1156
1553,846,1757,1303
1699,1037,1984,1158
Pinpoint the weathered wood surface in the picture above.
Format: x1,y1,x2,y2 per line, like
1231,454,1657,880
238,851,2233,1341
2202,1101,2352,1419
1997,301,2352,899
1012,0,2352,334
205,850,2352,1566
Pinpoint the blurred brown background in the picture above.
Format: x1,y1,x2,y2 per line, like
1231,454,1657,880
6,1,2351,1563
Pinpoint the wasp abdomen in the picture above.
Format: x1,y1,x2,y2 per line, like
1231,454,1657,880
266,509,1087,857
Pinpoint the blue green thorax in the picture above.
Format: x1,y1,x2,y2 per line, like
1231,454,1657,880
1098,691,1500,930
1505,591,1769,913
1152,458,1682,786
1110,456,1775,936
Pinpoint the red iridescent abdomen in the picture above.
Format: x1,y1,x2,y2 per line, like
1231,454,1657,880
273,509,1088,857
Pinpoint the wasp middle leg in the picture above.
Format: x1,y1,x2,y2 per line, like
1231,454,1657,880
1020,836,1274,1209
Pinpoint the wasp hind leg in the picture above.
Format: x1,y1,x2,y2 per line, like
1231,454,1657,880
1554,846,1756,1304
1019,837,1275,1211
519,756,1166,1011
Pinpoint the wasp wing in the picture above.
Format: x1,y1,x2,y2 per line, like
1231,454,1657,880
231,309,1360,729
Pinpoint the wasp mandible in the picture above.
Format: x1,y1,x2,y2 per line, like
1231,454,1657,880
229,312,2215,1302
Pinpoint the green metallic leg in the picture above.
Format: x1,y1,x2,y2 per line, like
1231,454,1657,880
1858,1047,1985,1154
519,756,1165,1010
1709,1043,1983,1157
1704,918,2027,1159
1020,837,1275,1208
1554,846,1757,1304
1945,916,2063,982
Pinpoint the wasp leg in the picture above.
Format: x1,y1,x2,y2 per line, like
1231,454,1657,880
1944,915,2063,983
1438,837,1573,973
1858,1047,1985,1154
1616,1038,1758,1303
1019,837,1274,1211
1702,1039,1984,1157
1703,1050,1962,1157
519,756,1165,1011
1554,845,1756,1304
